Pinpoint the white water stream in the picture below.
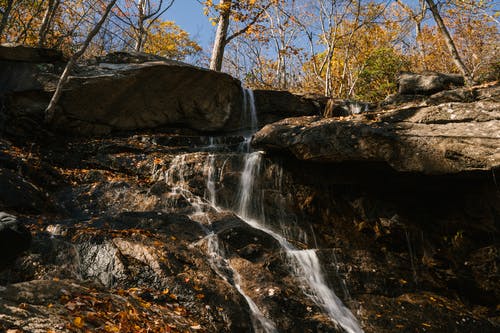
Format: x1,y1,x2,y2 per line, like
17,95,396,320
156,85,363,333
236,152,363,333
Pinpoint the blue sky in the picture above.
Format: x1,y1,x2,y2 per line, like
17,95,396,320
165,0,500,53
167,0,214,49
165,0,424,52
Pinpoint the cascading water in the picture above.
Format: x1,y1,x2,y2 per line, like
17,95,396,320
156,84,364,332
235,153,363,333
240,85,258,152
205,153,217,207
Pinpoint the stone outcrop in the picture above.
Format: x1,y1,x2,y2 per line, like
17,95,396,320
253,90,326,126
1,128,498,332
1,46,323,136
397,72,465,95
0,212,31,270
2,51,245,135
253,83,500,174
0,44,64,62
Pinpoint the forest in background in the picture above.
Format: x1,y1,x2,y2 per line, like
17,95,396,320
0,0,498,101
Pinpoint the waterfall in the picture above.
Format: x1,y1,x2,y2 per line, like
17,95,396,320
235,156,364,333
155,85,363,332
205,232,277,333
238,152,262,218
234,85,364,333
240,85,258,152
205,153,217,207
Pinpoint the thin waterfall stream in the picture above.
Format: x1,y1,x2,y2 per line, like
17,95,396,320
156,86,364,333
236,152,363,333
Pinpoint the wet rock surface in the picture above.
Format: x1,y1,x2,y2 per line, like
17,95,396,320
0,47,498,332
0,123,498,332
0,132,349,332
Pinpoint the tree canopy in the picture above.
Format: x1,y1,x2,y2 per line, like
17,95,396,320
1,0,498,100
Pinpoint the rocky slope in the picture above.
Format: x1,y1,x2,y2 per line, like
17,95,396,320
0,46,499,332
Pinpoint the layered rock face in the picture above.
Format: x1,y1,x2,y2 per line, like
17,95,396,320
1,47,245,135
1,46,319,136
254,83,500,174
0,46,499,333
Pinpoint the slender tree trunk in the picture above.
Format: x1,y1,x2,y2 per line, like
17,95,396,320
134,0,146,51
38,0,60,47
134,18,146,51
425,0,473,84
0,0,14,39
324,61,332,97
45,0,118,123
210,0,232,71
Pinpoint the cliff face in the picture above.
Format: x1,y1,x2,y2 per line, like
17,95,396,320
0,46,498,333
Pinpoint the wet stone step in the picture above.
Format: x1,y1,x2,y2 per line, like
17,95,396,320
133,134,248,152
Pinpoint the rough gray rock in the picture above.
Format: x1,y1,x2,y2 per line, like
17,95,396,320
253,84,500,174
0,212,31,271
382,81,499,109
398,72,464,95
1,46,249,135
5,61,245,135
0,44,64,62
253,89,325,127
2,46,331,136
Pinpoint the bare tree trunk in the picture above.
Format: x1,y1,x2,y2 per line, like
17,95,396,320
45,0,118,123
425,0,473,84
38,0,61,47
134,0,146,52
210,0,232,71
324,62,332,97
0,0,14,39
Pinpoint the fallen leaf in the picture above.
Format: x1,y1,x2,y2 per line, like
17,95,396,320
73,316,84,328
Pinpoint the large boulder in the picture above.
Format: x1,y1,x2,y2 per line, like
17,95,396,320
0,168,46,212
398,72,464,95
2,47,246,135
253,90,325,126
0,44,64,62
0,212,31,271
253,84,500,174
0,45,65,97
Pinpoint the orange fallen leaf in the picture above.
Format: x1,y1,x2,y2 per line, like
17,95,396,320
73,316,84,328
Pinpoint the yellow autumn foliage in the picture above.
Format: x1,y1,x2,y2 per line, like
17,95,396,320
142,20,202,60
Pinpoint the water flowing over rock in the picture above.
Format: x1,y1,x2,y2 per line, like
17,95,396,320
0,47,498,333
